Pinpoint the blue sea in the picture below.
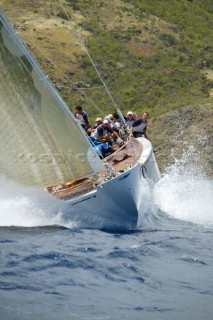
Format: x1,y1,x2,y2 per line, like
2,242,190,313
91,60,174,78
0,157,213,320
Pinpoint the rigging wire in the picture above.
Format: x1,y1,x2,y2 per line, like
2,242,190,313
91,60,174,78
58,0,127,131
28,43,106,116
58,1,128,131
12,0,126,122
57,0,125,120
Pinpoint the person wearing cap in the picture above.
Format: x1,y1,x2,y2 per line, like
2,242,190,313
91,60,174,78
105,113,120,134
92,119,119,143
75,105,90,130
87,117,102,135
129,112,149,139
125,111,136,128
105,114,113,122
96,117,103,123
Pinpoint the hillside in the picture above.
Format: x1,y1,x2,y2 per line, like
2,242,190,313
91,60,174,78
0,0,212,176
149,103,213,178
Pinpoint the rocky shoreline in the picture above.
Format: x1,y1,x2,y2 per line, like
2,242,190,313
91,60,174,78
149,102,213,178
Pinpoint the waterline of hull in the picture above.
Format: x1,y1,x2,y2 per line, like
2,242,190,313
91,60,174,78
66,164,150,229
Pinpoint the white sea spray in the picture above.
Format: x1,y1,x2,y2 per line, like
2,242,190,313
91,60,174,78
154,146,213,227
0,176,71,227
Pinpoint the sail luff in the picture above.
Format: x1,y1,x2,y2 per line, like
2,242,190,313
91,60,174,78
0,10,105,187
1,10,85,135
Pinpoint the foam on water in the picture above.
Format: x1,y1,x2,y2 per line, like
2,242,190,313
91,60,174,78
0,176,73,227
154,147,213,227
0,145,212,229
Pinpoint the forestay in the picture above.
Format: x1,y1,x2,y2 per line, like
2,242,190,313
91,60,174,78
0,11,105,187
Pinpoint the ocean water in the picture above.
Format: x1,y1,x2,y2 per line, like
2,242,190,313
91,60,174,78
0,157,213,320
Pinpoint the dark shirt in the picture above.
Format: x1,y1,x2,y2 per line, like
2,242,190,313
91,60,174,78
97,124,113,136
124,116,136,127
132,118,147,132
90,124,98,130
82,111,89,125
75,111,89,126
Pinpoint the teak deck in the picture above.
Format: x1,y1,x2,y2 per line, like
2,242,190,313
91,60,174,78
47,138,142,200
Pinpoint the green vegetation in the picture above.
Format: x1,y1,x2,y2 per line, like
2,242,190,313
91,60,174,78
73,0,213,118
0,0,212,122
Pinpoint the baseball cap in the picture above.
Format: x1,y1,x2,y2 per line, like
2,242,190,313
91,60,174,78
127,111,133,115
103,119,109,124
95,117,102,122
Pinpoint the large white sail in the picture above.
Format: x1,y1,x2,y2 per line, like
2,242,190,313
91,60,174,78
0,11,105,187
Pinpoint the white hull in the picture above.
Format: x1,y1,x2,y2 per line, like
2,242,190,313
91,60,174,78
65,138,161,229
0,12,160,230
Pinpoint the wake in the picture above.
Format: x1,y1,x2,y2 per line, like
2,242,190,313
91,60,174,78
0,176,72,228
0,145,212,229
154,147,213,228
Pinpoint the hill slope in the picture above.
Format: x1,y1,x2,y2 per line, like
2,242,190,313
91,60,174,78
0,0,212,176
149,103,213,177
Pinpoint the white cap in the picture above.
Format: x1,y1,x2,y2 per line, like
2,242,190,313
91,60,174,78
103,119,109,124
127,111,133,115
95,117,102,122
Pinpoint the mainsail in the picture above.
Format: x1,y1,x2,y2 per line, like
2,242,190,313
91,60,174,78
0,10,105,187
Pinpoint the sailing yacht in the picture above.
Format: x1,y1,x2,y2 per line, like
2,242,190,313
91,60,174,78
0,10,160,229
